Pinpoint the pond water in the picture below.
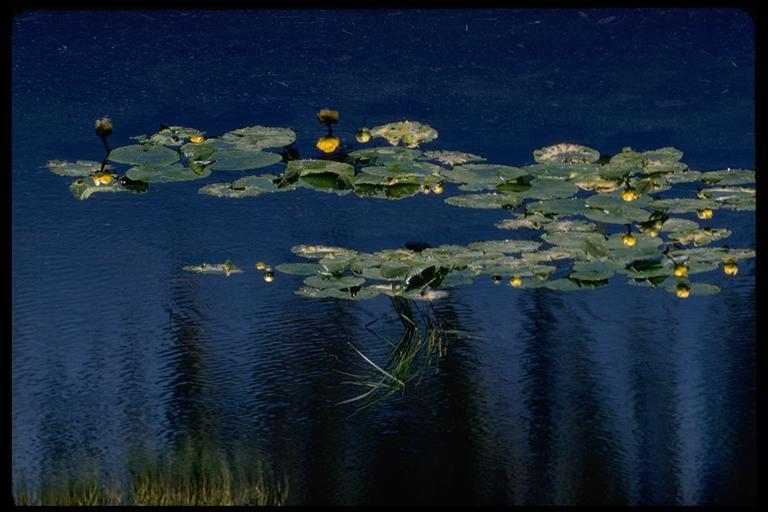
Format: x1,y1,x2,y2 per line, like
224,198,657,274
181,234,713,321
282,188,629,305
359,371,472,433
11,9,755,505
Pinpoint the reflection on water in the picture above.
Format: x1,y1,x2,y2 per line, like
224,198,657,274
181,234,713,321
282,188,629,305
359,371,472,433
12,8,755,506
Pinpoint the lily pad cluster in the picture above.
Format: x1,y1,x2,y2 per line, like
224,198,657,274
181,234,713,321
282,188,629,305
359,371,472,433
47,123,293,200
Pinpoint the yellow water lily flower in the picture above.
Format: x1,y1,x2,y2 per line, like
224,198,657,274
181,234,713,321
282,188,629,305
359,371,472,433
189,135,205,143
355,128,371,143
723,260,738,276
696,208,713,219
621,189,638,201
316,136,340,153
673,265,688,277
676,283,690,298
263,268,275,282
431,183,444,195
509,276,523,288
91,171,113,186
622,234,636,247
255,261,266,270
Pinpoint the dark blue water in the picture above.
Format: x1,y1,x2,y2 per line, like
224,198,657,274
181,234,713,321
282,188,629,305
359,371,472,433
12,9,755,505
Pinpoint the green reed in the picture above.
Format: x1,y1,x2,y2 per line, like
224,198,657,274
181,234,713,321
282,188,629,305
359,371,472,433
13,439,288,506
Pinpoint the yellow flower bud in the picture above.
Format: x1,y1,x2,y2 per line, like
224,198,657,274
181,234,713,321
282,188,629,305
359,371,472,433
676,283,690,298
317,108,339,125
509,276,523,288
355,129,372,143
622,234,636,247
189,135,205,143
696,208,713,219
255,261,266,270
95,116,113,136
431,183,444,195
723,260,738,276
263,268,275,283
316,136,340,153
673,265,688,277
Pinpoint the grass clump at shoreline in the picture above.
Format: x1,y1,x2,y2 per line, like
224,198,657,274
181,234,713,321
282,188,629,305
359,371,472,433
14,438,288,506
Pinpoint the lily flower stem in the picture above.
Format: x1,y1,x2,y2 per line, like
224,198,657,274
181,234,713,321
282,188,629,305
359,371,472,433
99,135,112,172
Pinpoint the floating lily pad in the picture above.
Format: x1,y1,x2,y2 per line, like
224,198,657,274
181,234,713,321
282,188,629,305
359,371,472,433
291,245,358,259
182,260,244,276
444,193,522,210
108,144,180,166
542,219,598,233
467,240,542,254
304,274,366,290
495,213,549,230
295,285,381,301
660,217,699,232
198,174,279,198
420,150,485,166
69,177,137,200
367,121,438,148
699,187,756,211
650,197,719,214
569,261,620,281
347,146,422,165
208,150,282,171
663,280,721,297
275,263,323,276
126,162,212,183
220,125,296,150
47,160,112,177
699,169,755,185
149,126,204,146
667,228,732,247
526,198,589,216
533,143,600,164
509,177,579,200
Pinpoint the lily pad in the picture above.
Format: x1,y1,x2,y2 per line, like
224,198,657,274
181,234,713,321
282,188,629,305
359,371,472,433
526,198,589,216
347,146,422,165
126,162,212,182
47,160,112,177
667,228,732,247
208,150,282,171
275,263,323,276
650,197,719,214
420,150,485,166
182,260,244,276
444,193,522,210
148,126,204,147
304,274,366,290
663,280,721,297
367,121,438,148
533,143,600,164
699,169,755,185
108,144,180,166
69,177,137,200
220,125,297,150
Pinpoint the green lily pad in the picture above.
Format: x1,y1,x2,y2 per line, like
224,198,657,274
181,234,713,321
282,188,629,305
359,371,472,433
304,274,366,290
275,263,323,276
108,144,180,166
533,143,600,164
466,240,542,254
660,217,699,232
69,177,137,200
220,125,296,150
699,187,755,211
444,193,522,210
295,285,381,301
347,146,422,165
650,197,719,214
420,150,485,166
699,169,755,185
663,280,721,297
47,160,112,177
667,228,732,247
208,150,282,171
126,162,212,182
569,261,619,281
495,213,549,230
149,126,204,146
291,245,358,259
367,121,438,148
526,198,589,216
182,260,244,276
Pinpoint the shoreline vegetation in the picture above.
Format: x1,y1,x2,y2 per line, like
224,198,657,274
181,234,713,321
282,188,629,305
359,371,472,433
13,438,288,506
